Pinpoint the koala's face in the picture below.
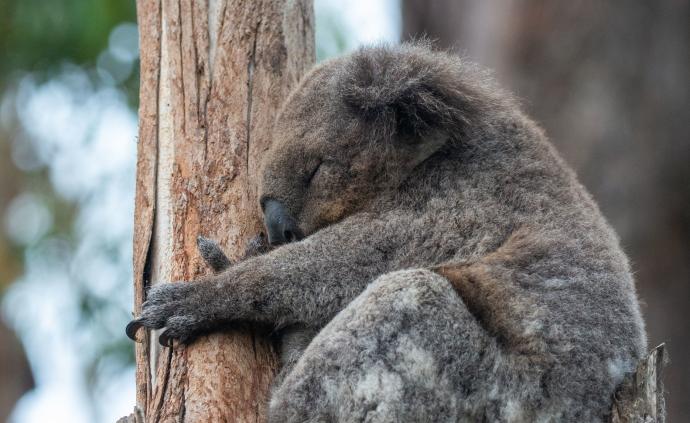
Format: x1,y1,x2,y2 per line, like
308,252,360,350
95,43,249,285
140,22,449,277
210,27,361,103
258,45,483,245
259,62,392,244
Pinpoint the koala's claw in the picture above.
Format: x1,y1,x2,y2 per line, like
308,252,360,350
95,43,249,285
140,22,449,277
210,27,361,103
158,330,174,347
126,316,198,347
126,319,144,341
125,282,207,346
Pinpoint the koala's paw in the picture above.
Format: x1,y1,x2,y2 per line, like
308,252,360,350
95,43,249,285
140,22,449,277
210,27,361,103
243,233,272,258
196,233,272,273
196,236,232,272
126,282,207,347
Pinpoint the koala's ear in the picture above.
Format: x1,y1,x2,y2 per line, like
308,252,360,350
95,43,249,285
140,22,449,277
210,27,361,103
340,43,491,140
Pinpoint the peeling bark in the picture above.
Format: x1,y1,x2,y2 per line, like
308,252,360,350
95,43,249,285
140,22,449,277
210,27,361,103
132,1,314,421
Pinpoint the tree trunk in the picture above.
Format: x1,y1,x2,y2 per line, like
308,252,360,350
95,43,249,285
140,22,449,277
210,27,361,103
131,1,314,421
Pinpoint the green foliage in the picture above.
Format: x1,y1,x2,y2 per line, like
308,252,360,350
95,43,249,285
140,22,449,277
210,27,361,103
0,0,136,79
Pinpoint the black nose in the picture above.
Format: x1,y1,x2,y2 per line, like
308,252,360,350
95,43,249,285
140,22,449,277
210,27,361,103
263,199,304,245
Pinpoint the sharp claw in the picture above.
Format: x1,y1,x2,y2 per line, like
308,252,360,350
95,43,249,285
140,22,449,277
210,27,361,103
126,319,144,341
159,330,174,348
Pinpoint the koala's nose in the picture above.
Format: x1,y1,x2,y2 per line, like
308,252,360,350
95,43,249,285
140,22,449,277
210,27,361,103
262,199,304,245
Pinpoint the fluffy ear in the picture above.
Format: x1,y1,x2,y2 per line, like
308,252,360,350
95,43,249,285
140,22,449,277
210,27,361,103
340,43,495,140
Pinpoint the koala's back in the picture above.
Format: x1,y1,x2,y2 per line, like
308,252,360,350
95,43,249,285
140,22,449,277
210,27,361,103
330,50,647,418
268,43,647,421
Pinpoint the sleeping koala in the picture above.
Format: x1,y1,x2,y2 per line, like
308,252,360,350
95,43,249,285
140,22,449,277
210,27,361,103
127,43,646,422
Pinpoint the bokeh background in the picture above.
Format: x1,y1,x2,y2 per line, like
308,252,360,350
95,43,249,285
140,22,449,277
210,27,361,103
0,1,687,421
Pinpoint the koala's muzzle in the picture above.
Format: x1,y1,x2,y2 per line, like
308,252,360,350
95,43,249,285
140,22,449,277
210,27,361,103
263,199,304,245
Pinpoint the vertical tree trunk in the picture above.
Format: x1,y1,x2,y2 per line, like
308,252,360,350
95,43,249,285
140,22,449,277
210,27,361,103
132,1,314,421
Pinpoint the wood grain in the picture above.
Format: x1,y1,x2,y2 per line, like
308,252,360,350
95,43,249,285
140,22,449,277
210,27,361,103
132,1,314,421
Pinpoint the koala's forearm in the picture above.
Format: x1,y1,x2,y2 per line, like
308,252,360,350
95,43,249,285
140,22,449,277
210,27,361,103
207,216,399,329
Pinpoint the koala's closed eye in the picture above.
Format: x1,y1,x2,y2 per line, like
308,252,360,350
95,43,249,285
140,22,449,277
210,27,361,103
306,160,343,187
305,162,322,185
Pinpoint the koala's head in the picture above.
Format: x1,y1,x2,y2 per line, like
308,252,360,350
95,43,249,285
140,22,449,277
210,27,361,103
259,43,500,245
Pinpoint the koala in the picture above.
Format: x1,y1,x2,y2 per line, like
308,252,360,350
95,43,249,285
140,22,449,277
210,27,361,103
127,43,646,422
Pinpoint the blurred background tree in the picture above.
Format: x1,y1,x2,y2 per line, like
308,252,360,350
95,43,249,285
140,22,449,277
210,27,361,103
0,0,139,421
0,0,687,421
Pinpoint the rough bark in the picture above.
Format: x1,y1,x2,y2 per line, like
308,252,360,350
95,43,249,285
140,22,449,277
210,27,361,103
131,1,314,422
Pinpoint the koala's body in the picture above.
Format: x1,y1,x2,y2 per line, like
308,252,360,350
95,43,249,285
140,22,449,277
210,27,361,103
128,43,646,422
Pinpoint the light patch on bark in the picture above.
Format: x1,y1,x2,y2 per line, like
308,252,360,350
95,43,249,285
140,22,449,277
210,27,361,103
207,0,225,72
148,0,176,381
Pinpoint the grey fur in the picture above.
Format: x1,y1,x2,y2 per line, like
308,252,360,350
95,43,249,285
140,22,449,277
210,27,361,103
195,233,313,384
196,233,273,273
196,236,233,272
129,43,646,422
